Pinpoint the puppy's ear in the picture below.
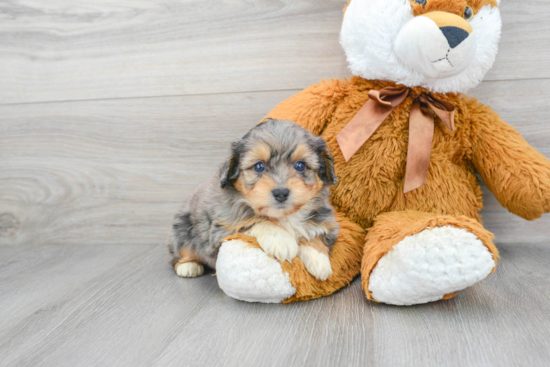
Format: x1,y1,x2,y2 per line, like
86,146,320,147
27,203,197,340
257,118,274,126
220,141,243,189
314,138,338,186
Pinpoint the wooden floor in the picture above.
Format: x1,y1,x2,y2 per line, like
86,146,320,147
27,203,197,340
1,243,550,367
1,0,550,366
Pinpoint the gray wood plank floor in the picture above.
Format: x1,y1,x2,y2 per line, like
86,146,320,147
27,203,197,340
2,0,550,366
1,243,550,367
2,81,550,246
0,0,548,104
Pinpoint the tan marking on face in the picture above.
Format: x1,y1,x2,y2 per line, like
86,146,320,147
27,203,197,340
290,143,320,170
299,236,330,256
174,247,202,271
235,170,325,219
235,174,278,216
240,142,271,169
286,175,324,212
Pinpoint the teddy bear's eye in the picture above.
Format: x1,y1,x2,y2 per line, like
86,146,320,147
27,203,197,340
414,0,427,6
463,6,473,20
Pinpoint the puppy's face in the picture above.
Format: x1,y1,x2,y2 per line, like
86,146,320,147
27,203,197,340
235,142,323,219
220,120,337,219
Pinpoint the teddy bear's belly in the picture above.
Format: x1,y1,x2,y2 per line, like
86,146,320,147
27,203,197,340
328,141,483,230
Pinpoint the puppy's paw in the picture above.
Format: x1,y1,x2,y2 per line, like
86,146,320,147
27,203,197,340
246,222,298,263
298,246,332,281
176,262,204,278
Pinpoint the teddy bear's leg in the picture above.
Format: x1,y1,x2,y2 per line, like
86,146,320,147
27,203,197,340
216,214,366,303
362,211,499,306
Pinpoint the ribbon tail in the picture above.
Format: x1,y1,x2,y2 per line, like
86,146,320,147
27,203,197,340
336,99,394,162
336,87,409,162
426,97,455,131
404,101,435,193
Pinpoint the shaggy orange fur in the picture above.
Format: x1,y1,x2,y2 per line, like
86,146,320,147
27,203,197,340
282,213,365,303
219,0,549,303
344,0,498,18
222,213,366,303
259,76,550,302
410,0,498,17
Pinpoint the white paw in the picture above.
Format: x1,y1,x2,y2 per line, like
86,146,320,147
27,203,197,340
369,226,496,306
298,246,332,281
176,262,204,278
216,239,296,303
246,222,299,263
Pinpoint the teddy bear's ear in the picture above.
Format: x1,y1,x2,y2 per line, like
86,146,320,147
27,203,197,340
220,142,243,189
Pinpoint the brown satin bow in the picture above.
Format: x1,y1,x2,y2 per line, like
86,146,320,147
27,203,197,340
336,87,455,193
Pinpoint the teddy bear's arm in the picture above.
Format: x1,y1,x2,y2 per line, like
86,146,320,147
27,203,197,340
263,80,343,135
470,100,550,220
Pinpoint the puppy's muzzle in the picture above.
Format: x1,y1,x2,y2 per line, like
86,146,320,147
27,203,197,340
272,188,290,203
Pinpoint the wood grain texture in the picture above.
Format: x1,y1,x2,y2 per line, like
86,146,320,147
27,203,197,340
0,0,549,105
2,1,549,366
1,243,549,367
1,79,550,247
0,0,350,105
0,90,296,246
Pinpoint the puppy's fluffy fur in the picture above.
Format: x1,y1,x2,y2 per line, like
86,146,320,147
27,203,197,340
168,119,339,280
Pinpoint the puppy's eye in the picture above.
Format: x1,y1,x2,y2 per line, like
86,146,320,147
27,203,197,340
294,161,306,172
253,162,265,173
414,0,427,7
463,6,473,20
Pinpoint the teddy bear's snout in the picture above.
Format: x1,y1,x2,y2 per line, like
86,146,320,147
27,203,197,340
422,11,473,49
393,11,476,79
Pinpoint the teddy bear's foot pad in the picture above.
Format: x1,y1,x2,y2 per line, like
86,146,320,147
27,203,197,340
216,239,296,303
368,226,495,306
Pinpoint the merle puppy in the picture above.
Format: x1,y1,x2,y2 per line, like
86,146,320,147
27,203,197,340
168,119,339,281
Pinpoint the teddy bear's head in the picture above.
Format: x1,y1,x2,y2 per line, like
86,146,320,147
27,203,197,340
341,0,501,93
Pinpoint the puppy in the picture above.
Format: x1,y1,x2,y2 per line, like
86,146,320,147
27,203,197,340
167,119,339,281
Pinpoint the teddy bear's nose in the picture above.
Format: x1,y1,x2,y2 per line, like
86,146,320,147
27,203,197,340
420,11,473,49
440,26,469,48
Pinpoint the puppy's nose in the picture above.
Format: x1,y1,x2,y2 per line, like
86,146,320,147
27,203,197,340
272,188,290,203
440,26,469,48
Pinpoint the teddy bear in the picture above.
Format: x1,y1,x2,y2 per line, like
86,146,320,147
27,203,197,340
214,0,550,305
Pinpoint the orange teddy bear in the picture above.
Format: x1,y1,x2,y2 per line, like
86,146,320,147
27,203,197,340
214,0,550,305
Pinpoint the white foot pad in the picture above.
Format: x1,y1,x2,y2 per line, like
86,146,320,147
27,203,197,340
176,262,204,278
216,239,296,303
368,226,496,306
298,246,332,281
